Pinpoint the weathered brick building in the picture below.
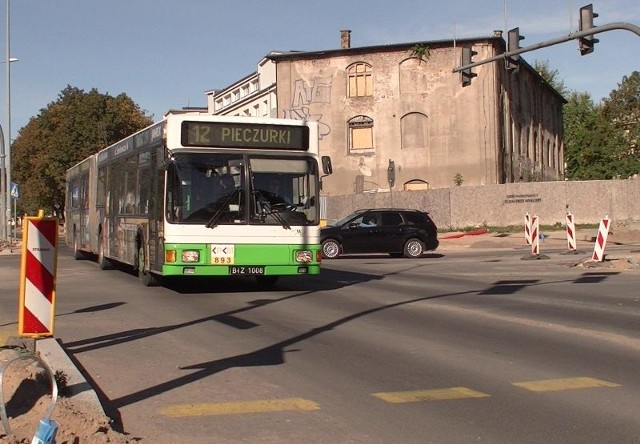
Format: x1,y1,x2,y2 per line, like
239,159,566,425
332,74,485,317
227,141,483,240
206,30,565,197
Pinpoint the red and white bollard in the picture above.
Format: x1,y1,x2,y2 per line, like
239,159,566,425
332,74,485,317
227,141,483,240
18,212,59,337
566,212,577,251
592,216,610,262
524,213,532,245
530,215,539,256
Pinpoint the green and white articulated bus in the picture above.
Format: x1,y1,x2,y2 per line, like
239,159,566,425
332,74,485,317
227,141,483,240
65,112,332,287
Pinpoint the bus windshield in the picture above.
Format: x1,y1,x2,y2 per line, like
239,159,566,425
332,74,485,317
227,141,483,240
166,152,319,226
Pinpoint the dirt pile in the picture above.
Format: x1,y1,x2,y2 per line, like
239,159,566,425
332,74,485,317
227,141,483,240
0,348,139,443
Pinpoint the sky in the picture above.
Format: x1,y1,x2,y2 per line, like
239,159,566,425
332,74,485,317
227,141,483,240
2,0,639,140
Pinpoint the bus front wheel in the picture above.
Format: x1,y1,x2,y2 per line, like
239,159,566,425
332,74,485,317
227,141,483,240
73,234,86,260
98,238,113,270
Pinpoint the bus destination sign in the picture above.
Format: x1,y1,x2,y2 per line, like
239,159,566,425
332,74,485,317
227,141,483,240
182,121,310,151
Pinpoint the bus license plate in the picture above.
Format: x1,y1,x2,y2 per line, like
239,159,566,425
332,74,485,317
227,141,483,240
229,266,265,275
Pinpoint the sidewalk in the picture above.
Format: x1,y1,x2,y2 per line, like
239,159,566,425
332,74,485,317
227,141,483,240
0,238,21,255
438,227,640,252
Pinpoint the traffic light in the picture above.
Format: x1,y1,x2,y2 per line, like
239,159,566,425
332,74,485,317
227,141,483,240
461,46,477,87
387,159,396,188
579,3,598,55
506,27,525,70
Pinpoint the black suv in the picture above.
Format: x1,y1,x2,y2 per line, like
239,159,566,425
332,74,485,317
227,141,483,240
321,208,439,259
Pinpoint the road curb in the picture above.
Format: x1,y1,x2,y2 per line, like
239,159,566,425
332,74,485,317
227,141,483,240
35,337,106,416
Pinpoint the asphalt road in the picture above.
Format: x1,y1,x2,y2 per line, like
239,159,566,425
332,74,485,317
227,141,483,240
1,241,639,443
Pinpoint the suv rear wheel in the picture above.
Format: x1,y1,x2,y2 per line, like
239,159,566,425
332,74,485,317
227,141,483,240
403,238,425,258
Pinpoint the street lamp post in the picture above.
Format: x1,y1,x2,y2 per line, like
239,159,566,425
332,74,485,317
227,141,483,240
0,123,5,240
5,0,13,243
0,56,15,242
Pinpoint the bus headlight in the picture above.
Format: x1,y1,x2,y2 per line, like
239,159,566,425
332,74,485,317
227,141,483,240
182,250,200,263
295,250,313,263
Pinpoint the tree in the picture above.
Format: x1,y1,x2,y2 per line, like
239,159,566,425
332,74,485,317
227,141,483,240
532,60,568,97
601,71,640,176
12,86,153,216
563,91,631,180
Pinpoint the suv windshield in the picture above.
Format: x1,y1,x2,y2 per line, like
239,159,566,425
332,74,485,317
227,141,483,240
166,153,320,227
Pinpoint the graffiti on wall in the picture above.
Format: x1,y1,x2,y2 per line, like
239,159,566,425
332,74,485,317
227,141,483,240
283,77,332,139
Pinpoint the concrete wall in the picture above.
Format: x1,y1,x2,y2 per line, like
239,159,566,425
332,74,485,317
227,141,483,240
324,179,640,229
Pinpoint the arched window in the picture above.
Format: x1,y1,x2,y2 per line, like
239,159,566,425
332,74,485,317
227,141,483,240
347,63,373,97
348,115,374,154
401,113,428,149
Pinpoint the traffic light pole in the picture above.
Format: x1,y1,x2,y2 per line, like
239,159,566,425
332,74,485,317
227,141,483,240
453,22,640,73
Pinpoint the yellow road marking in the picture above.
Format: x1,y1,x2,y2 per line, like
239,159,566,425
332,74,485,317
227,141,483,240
373,387,490,403
513,377,621,392
159,397,320,417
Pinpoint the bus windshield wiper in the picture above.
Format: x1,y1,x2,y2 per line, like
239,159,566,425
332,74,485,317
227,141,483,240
253,190,290,229
205,188,241,229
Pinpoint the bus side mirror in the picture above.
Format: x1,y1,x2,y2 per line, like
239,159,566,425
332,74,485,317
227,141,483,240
321,156,333,175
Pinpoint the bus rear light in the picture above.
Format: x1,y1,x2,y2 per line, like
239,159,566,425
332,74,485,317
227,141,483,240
182,250,200,263
165,250,177,263
295,250,312,263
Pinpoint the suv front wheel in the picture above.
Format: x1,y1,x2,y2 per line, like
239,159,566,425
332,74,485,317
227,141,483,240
321,239,341,259
403,238,425,258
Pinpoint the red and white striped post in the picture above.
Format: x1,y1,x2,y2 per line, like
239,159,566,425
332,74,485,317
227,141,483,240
524,213,532,245
566,212,577,251
530,215,540,256
591,216,610,262
18,211,59,337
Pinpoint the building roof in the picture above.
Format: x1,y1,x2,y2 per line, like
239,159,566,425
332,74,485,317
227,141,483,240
265,34,567,103
265,35,501,61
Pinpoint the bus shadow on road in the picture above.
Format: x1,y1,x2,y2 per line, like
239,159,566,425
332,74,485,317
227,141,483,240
159,267,384,294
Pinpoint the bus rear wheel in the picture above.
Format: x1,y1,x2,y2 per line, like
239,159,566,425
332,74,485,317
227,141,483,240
138,245,160,287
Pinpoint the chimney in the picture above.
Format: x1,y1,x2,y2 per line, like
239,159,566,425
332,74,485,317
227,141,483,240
493,30,503,38
340,30,351,49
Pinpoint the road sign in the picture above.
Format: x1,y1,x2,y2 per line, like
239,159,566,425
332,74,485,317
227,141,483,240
10,182,18,199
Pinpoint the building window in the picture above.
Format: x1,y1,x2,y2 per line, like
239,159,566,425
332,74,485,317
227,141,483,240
347,63,373,97
233,90,240,101
348,115,374,154
400,112,428,149
242,85,249,97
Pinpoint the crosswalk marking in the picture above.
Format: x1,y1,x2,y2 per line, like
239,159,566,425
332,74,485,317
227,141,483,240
513,377,621,392
372,387,490,403
159,397,320,417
